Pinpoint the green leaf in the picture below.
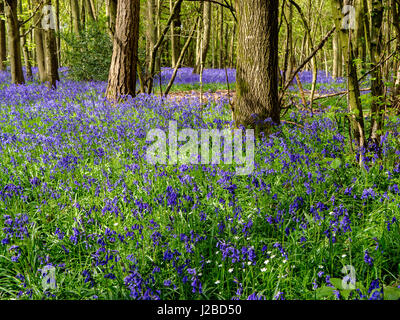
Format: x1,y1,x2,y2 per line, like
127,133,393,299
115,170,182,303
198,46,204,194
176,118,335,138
330,278,344,289
383,286,400,300
316,285,335,299
341,289,355,300
330,158,342,170
304,212,314,224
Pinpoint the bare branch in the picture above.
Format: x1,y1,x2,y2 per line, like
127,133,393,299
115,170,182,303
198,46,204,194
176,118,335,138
279,26,336,107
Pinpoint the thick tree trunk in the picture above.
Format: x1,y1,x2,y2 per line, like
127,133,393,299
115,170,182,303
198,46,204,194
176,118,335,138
0,1,6,71
4,0,24,84
106,0,140,100
234,0,280,130
43,0,59,89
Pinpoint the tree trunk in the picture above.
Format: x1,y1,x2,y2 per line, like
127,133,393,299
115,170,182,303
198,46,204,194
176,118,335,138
368,0,385,145
156,0,161,72
21,31,32,79
211,6,216,68
193,1,203,73
234,0,280,130
170,0,181,68
355,0,367,72
19,0,32,79
71,0,81,34
43,0,59,89
106,0,117,40
228,23,235,68
332,30,342,78
194,1,211,73
392,0,400,111
224,14,229,66
4,0,24,84
85,0,96,21
218,5,223,69
55,0,61,63
165,18,198,96
283,2,293,84
146,0,157,71
146,0,183,94
106,0,140,100
331,0,365,149
0,1,7,71
34,0,46,82
81,0,86,31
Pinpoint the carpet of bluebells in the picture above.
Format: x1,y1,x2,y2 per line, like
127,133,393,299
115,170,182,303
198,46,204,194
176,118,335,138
0,67,400,300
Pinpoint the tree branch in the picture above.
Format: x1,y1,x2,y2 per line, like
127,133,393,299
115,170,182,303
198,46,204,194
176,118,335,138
279,26,336,107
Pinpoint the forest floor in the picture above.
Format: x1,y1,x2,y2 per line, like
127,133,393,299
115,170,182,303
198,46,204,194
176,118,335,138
166,89,235,102
1,69,400,300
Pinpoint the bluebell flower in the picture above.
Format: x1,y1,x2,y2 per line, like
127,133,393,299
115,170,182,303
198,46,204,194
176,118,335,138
364,250,374,267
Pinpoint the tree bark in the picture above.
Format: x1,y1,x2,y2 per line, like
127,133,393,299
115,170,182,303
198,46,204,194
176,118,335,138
234,0,280,130
368,0,385,145
106,0,140,101
170,0,181,68
228,23,236,68
19,0,32,79
392,0,400,110
106,0,117,40
0,1,6,71
146,0,157,71
43,0,59,89
85,0,96,21
4,0,24,84
355,0,366,72
55,0,61,63
71,0,80,34
81,0,86,30
331,0,365,150
21,29,32,79
332,30,342,78
194,1,211,73
283,2,293,84
34,0,46,82
218,4,223,69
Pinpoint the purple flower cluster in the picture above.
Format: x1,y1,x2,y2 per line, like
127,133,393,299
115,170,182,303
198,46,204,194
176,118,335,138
0,67,399,300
